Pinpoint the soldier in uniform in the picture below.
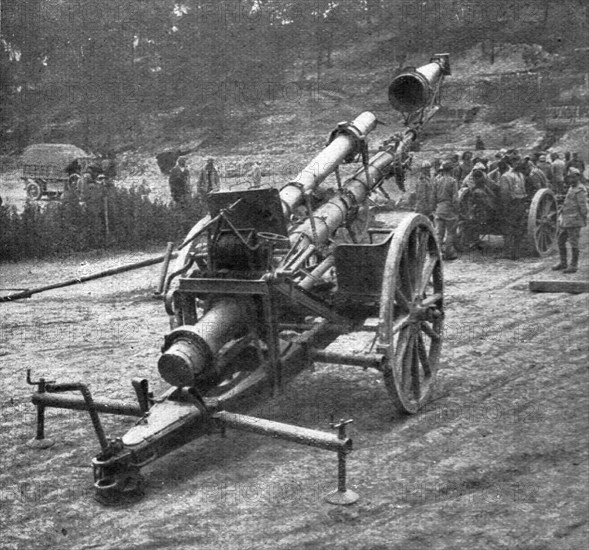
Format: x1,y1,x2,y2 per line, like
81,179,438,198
457,151,474,184
524,159,548,197
566,152,586,182
414,160,434,218
498,155,527,260
169,157,191,204
552,167,588,273
459,162,497,248
536,154,553,186
550,153,566,195
247,160,262,189
197,158,220,200
79,164,101,200
450,153,461,182
433,159,459,260
488,150,507,181
462,163,497,207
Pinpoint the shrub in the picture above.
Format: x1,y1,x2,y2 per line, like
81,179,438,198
0,187,207,262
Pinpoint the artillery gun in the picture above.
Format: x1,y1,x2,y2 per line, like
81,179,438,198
456,180,558,256
27,54,451,505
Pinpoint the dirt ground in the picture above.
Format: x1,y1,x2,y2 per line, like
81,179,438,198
1,218,588,550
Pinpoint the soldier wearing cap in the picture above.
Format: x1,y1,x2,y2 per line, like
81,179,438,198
457,151,474,184
552,167,588,273
523,159,548,196
460,162,497,245
197,158,220,200
488,149,507,181
450,153,461,181
433,158,459,260
498,154,527,259
566,152,586,181
247,160,262,189
550,153,566,195
414,160,434,217
536,154,553,185
169,156,191,204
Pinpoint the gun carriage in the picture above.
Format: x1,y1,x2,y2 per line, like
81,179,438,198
456,179,558,256
26,55,451,505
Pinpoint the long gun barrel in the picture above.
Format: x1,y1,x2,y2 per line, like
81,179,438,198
159,54,450,388
279,112,378,219
292,54,451,252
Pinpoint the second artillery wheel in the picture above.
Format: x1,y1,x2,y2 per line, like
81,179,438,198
526,188,558,257
377,213,444,414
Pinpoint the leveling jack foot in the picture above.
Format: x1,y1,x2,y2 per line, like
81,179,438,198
94,469,146,507
325,419,358,505
325,488,359,505
26,437,55,449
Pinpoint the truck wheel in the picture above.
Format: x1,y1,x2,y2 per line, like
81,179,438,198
26,181,42,200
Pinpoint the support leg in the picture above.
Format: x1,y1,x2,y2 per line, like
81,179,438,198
325,419,359,505
27,402,55,449
26,374,55,449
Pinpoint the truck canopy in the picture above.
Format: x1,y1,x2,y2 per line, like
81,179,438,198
21,143,93,179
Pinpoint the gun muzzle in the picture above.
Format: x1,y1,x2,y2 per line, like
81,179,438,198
388,53,450,113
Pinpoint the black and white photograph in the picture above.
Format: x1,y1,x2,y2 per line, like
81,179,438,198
1,1,588,548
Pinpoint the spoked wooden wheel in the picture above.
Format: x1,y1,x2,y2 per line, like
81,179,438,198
527,188,558,257
378,213,444,414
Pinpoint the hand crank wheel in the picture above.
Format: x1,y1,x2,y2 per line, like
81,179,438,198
377,213,444,414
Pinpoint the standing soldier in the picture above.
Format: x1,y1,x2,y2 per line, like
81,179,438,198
536,154,553,186
566,152,586,181
247,160,262,189
475,135,485,151
197,158,220,200
457,151,474,183
450,152,461,182
79,163,101,200
552,168,588,273
461,163,497,245
433,159,459,260
550,153,566,195
101,150,117,184
169,157,191,204
414,160,434,218
524,159,548,196
489,156,509,184
489,149,506,175
498,156,527,260
80,163,106,247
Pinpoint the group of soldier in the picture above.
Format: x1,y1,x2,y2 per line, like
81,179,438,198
168,157,263,205
166,149,587,272
168,157,218,205
413,148,588,270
